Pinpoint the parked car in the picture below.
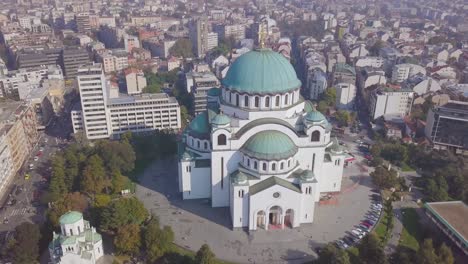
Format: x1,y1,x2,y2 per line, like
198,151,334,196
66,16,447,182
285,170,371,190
351,230,363,239
359,224,371,230
335,240,349,249
364,219,376,226
343,236,355,246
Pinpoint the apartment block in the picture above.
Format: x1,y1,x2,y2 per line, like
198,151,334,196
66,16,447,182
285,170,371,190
125,68,147,95
62,48,91,78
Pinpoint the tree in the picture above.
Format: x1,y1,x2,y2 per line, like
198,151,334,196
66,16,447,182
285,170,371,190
170,38,193,58
438,243,454,264
144,218,175,261
49,156,67,201
114,224,141,255
96,140,135,174
9,222,41,264
81,154,107,194
47,192,88,227
317,100,328,113
334,110,352,127
370,166,399,189
100,197,149,231
322,88,337,106
143,83,162,93
180,105,189,127
417,239,438,264
358,233,387,264
315,243,350,264
111,170,128,194
195,244,216,264
63,148,80,191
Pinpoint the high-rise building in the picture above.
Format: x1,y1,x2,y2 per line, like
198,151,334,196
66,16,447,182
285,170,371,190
76,64,110,140
62,48,91,78
75,13,91,33
425,100,468,154
189,16,209,58
186,71,220,114
72,64,181,140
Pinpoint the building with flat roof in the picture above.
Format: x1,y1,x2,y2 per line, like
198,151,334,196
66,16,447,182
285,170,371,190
72,64,181,140
425,100,468,154
424,201,468,256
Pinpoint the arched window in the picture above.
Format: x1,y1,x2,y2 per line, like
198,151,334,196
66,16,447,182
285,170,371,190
292,92,295,103
275,96,280,107
255,96,259,107
288,160,291,167
197,140,200,148
272,163,276,171
247,159,250,167
284,94,289,105
204,142,208,149
229,92,232,103
254,161,258,169
262,163,267,171
265,97,270,107
280,162,284,170
218,134,227,145
244,95,249,107
236,94,239,106
311,131,320,142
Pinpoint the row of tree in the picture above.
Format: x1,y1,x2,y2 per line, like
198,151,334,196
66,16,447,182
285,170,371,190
312,233,454,264
370,141,468,203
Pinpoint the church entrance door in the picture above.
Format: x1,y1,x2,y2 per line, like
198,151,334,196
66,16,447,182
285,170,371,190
268,206,282,228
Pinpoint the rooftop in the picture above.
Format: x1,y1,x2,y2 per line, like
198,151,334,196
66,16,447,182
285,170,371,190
425,201,468,246
250,176,302,195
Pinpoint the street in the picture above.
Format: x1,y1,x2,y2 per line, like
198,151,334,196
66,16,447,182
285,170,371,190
0,115,72,235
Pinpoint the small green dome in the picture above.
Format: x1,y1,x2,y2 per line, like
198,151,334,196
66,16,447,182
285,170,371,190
188,112,210,137
211,113,231,125
222,49,301,95
305,110,326,123
300,170,315,181
241,130,297,160
59,211,83,225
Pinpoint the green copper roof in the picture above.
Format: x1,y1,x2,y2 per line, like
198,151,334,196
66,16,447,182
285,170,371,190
250,176,302,195
305,109,327,123
188,112,210,138
304,100,314,112
241,130,297,160
334,63,356,76
328,137,345,155
211,113,231,125
207,87,221,97
59,211,83,225
222,49,301,95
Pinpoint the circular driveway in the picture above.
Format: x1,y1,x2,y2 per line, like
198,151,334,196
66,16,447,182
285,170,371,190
136,154,374,264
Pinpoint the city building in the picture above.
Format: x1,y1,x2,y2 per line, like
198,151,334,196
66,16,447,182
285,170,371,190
424,201,468,256
49,211,104,264
425,101,468,154
125,68,147,95
332,63,356,86
62,48,91,78
189,16,209,58
72,64,181,140
369,86,414,120
97,49,129,73
178,49,345,231
0,101,38,199
214,24,246,41
75,13,91,33
307,68,328,100
124,34,140,53
391,63,426,83
186,71,220,115
207,32,219,51
355,56,384,68
336,83,357,110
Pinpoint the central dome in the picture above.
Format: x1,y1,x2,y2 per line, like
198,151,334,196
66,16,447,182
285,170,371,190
241,130,298,160
222,49,301,95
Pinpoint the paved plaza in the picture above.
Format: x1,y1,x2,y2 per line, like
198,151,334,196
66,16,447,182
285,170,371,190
136,152,374,264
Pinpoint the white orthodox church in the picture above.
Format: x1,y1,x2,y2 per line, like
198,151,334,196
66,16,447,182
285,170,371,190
178,48,345,230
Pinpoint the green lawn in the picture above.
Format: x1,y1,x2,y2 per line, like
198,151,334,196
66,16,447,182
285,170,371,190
399,208,423,251
373,209,390,243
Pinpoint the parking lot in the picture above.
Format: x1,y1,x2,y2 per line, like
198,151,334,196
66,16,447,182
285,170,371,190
136,137,378,264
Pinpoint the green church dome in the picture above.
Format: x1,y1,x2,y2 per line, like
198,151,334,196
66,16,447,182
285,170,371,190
188,112,210,137
305,110,327,123
211,113,231,125
241,130,298,160
59,211,83,225
222,49,301,95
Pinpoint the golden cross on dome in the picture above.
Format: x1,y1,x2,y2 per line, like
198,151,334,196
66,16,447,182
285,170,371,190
258,21,267,49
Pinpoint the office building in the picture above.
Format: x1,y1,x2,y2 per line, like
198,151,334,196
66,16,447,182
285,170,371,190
186,72,220,114
62,48,91,78
369,86,414,120
391,63,426,83
336,83,357,110
125,68,147,95
425,101,468,154
72,64,181,140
